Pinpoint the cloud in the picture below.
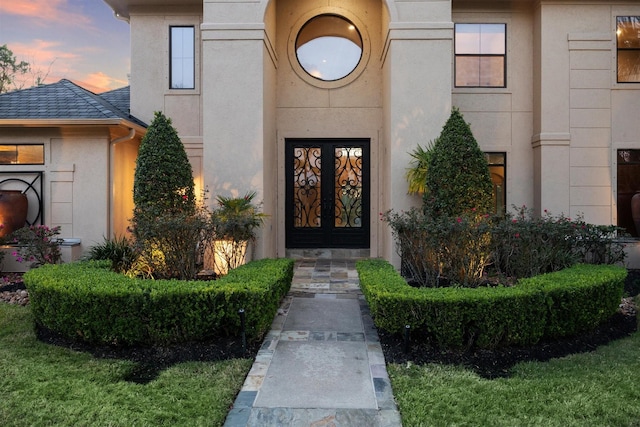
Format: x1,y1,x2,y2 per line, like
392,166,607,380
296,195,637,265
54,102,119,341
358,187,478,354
82,72,129,93
1,2,130,93
9,42,127,92
0,0,92,27
12,39,78,64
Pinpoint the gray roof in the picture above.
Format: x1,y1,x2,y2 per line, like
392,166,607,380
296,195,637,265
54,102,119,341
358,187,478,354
99,86,131,115
0,79,146,127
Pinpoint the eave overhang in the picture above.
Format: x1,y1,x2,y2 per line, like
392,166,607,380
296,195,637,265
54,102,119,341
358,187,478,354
102,0,202,20
0,118,147,135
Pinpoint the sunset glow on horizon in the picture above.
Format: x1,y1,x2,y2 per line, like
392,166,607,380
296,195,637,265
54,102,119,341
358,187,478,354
0,0,130,93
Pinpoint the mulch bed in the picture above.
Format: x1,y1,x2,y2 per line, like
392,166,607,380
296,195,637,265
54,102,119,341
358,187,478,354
380,270,639,379
379,310,637,379
36,326,261,384
0,273,260,384
2,269,639,382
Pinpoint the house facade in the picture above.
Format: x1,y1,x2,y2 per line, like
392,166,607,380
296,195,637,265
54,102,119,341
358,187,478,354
0,80,145,269
101,0,640,265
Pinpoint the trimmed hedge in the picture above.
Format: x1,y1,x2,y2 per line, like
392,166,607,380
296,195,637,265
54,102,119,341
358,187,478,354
521,263,626,338
357,259,626,349
24,258,294,346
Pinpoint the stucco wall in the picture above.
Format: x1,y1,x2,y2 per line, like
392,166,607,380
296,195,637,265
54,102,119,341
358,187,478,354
453,0,640,231
112,138,140,237
129,4,204,202
262,0,278,258
0,127,115,257
452,5,535,212
532,2,640,228
381,3,453,262
275,0,384,257
121,0,640,264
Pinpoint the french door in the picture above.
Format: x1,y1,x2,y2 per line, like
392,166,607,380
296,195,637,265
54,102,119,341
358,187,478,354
285,139,370,248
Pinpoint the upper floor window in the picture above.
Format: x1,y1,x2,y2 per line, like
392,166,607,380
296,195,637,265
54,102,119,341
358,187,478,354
0,145,44,165
455,23,506,88
295,14,363,82
170,26,195,89
617,16,640,83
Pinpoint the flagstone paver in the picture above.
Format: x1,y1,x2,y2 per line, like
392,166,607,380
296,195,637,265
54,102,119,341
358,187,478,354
224,258,402,427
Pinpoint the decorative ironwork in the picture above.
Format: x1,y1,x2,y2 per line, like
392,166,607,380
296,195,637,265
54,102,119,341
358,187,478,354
0,171,43,226
286,139,369,248
292,147,322,228
334,147,363,227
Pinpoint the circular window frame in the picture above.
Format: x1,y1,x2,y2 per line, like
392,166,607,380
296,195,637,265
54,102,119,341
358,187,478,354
288,8,371,89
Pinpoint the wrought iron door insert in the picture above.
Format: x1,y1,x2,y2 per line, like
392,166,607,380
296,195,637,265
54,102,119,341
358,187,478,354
285,139,370,248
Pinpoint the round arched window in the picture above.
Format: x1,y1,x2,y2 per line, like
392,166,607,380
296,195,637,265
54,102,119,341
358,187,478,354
295,14,363,82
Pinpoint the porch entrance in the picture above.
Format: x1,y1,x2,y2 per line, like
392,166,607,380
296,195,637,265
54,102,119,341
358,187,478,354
285,139,370,249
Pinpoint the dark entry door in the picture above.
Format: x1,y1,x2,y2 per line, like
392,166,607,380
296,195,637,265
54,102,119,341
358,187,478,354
285,139,370,248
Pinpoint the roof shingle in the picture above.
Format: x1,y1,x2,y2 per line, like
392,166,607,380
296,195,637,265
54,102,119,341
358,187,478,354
0,79,146,127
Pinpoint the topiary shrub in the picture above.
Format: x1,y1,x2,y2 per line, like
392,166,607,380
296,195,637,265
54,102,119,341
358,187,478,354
133,111,195,219
423,108,493,218
24,258,294,346
357,259,627,350
131,111,201,279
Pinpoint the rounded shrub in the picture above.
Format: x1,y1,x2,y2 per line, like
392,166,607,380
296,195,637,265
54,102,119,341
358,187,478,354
357,259,627,350
24,258,294,346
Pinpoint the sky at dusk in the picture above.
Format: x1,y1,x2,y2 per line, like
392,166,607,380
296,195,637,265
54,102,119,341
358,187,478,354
0,0,130,93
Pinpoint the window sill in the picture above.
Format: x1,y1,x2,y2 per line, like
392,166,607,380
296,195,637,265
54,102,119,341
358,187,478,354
452,87,512,95
164,88,201,96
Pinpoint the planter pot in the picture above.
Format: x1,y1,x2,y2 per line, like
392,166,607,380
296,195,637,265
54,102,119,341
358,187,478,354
0,190,28,238
207,239,253,276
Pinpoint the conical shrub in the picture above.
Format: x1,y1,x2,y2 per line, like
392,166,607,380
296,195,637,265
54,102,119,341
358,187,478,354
130,111,200,279
423,108,493,218
133,111,195,221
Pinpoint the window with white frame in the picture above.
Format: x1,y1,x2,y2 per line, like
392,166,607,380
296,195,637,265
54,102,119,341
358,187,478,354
170,26,195,89
455,23,506,88
0,144,44,165
617,16,640,83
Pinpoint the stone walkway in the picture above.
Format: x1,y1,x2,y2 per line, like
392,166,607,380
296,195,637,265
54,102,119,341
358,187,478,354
224,258,402,426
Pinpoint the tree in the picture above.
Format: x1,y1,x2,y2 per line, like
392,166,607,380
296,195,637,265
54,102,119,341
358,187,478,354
131,111,199,279
423,108,493,218
0,45,30,94
133,111,195,220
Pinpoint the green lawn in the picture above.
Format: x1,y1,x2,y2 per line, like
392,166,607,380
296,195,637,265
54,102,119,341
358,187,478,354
4,298,640,427
0,303,251,427
389,325,640,427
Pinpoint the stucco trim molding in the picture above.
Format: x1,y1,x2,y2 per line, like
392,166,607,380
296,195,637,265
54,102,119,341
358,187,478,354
382,22,453,65
567,33,611,42
201,23,266,39
385,22,454,42
531,132,571,148
201,23,277,68
568,32,612,51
